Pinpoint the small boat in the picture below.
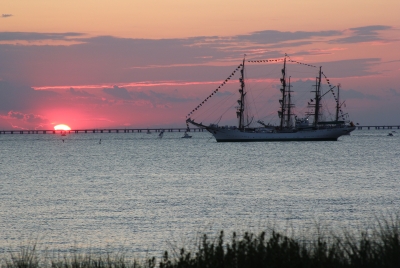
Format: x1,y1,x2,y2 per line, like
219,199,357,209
388,133,393,136
158,130,164,138
181,132,192,138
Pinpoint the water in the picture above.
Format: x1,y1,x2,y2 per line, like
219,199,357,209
0,130,399,257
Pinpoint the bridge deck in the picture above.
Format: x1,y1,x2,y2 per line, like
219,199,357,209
0,128,205,134
1,126,399,134
356,126,400,130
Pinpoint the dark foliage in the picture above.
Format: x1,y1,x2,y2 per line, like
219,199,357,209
2,218,400,268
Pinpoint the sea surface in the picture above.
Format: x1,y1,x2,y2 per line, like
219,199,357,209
0,129,399,257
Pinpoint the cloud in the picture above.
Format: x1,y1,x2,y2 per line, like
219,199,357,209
330,25,392,44
317,58,381,77
23,113,48,124
0,81,59,112
103,85,132,99
234,30,341,44
1,14,12,18
350,25,392,35
341,89,379,100
0,26,388,87
0,25,397,127
215,91,234,97
251,58,381,79
388,88,400,96
67,87,94,97
3,110,48,124
130,89,200,104
0,32,84,41
7,111,24,119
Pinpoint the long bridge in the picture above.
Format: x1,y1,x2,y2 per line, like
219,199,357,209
0,126,399,135
356,125,400,130
0,128,204,135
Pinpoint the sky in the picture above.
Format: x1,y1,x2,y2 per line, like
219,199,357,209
1,0,400,129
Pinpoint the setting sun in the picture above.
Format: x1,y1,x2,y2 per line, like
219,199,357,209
54,124,71,131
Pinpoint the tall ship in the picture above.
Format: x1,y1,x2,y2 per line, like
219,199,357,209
186,54,355,142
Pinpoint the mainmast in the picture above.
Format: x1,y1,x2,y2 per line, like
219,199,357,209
314,66,322,127
335,84,341,122
237,57,246,130
286,76,293,127
279,56,287,129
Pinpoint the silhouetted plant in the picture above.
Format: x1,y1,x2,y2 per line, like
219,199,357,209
2,217,400,268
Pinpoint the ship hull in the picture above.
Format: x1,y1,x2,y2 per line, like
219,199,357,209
208,126,355,142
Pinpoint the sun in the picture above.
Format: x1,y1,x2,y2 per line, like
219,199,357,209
54,124,71,131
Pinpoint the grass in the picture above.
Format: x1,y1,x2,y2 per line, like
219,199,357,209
2,217,400,268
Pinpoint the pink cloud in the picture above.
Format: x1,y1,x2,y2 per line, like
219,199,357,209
0,110,49,129
0,25,399,128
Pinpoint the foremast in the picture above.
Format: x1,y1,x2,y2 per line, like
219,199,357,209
307,66,322,128
185,58,246,131
278,55,294,130
236,58,246,130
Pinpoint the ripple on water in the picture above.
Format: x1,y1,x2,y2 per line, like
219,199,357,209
0,130,399,256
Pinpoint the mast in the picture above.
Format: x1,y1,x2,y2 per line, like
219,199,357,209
314,66,322,127
286,76,293,127
237,57,246,130
335,84,341,122
279,56,287,129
